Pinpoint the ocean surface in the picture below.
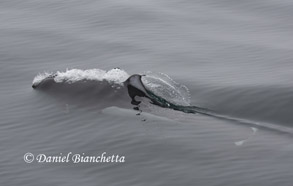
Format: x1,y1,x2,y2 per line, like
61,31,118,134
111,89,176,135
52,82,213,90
1,0,293,185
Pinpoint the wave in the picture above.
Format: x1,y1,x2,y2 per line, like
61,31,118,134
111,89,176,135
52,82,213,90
32,68,131,109
32,68,293,134
32,68,200,113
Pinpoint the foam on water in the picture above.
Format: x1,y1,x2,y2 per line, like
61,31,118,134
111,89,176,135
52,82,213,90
234,127,258,146
32,72,53,86
32,68,130,87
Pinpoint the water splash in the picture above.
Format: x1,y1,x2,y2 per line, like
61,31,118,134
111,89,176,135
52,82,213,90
32,68,129,87
141,71,191,106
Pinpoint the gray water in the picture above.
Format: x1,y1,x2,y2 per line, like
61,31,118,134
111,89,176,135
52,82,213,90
1,0,293,185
